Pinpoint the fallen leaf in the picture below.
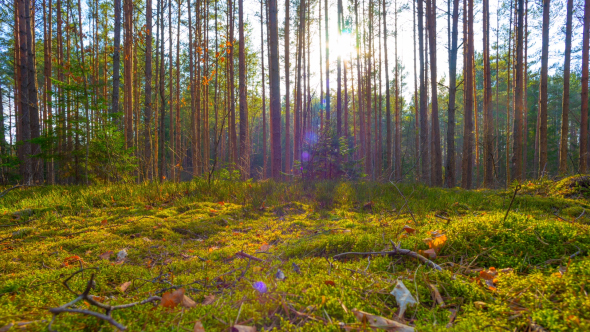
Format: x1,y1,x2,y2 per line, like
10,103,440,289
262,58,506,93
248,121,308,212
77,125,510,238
98,251,113,260
181,295,197,308
252,281,267,293
352,309,414,332
208,246,219,252
390,280,417,318
292,262,301,274
101,219,108,225
403,225,416,234
161,288,185,308
422,248,437,259
230,325,256,332
202,294,216,305
474,301,487,309
429,284,445,307
218,201,225,206
259,244,270,252
324,280,335,287
193,320,206,332
119,281,132,293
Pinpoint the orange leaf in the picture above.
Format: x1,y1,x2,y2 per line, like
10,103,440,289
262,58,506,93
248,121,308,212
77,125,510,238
161,288,185,308
218,201,225,206
402,225,416,234
324,280,336,287
101,219,108,225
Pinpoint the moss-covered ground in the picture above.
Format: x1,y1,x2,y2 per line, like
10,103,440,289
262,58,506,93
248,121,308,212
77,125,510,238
0,179,589,331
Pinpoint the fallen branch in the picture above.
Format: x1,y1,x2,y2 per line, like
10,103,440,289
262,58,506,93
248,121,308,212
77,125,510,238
503,185,521,222
49,269,161,331
333,246,442,271
235,251,263,262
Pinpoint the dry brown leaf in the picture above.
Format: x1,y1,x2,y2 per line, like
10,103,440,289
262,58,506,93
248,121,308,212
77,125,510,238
161,288,185,308
402,225,416,234
119,281,132,293
181,295,197,308
202,294,216,305
98,251,113,260
429,284,445,307
259,244,270,252
193,320,206,332
230,326,256,332
352,309,414,332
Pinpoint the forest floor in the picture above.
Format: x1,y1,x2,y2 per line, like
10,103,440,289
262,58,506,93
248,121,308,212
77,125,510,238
0,178,589,331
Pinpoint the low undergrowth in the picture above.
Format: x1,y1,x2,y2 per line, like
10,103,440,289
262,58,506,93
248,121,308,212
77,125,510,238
0,179,589,331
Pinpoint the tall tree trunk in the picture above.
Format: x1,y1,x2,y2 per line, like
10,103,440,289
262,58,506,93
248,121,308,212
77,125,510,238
238,0,248,178
482,0,493,186
261,0,267,178
269,0,282,179
461,0,474,189
538,0,550,176
336,0,343,136
383,0,391,176
124,0,134,149
27,0,41,182
446,0,459,187
522,0,528,178
559,0,572,175
44,0,54,184
511,0,524,181
145,0,153,180
413,0,419,181
325,0,330,122
18,0,32,184
580,0,590,173
427,0,442,186
159,0,166,181
418,0,428,184
175,0,181,181
284,0,291,175
112,0,122,115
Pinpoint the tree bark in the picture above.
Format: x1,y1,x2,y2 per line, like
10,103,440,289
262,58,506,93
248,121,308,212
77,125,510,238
446,0,459,187
538,0,550,176
559,0,573,175
427,0,442,186
145,0,154,180
238,0,249,178
269,0,282,179
511,0,524,182
581,0,590,173
461,0,474,189
112,0,122,115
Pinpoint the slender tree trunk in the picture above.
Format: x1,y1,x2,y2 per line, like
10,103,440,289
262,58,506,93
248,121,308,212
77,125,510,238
124,0,134,149
145,0,153,180
383,0,391,176
284,0,291,174
461,0,474,189
44,0,54,184
482,0,493,186
27,0,41,182
538,0,550,176
446,0,458,187
325,0,330,122
418,0,428,184
336,0,343,136
511,0,524,181
269,0,282,179
261,0,267,178
18,0,32,184
413,0,419,181
427,0,442,186
112,0,122,115
175,0,181,181
159,0,166,181
522,0,528,177
580,0,590,173
238,0,248,178
559,0,572,175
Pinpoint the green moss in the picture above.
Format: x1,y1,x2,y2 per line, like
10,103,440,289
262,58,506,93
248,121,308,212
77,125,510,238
0,180,589,331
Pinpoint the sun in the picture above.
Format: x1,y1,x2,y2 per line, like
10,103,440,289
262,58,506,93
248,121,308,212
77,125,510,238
330,30,354,61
